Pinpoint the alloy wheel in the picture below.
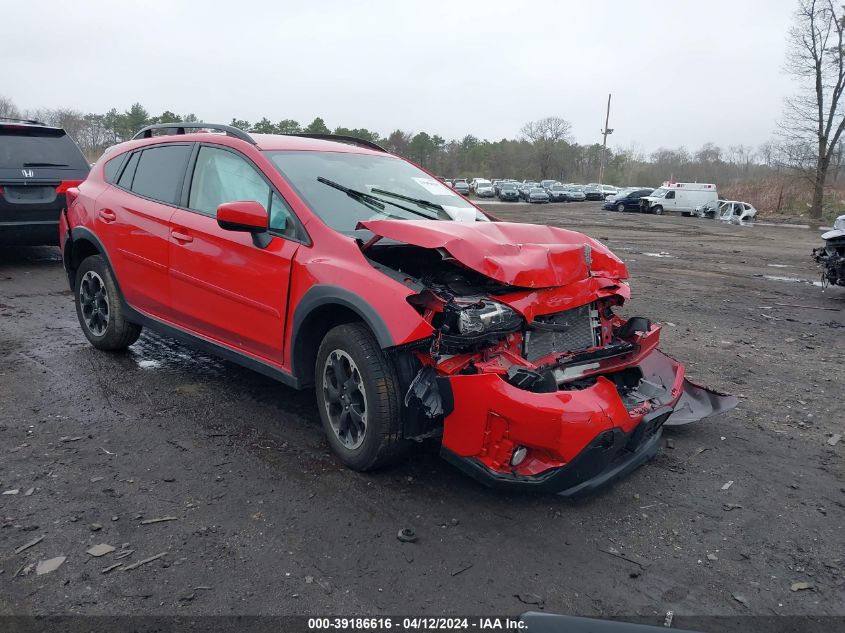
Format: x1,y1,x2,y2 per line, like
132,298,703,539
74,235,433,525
322,349,368,450
79,271,109,336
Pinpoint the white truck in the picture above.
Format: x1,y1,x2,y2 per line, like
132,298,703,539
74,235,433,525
639,182,719,215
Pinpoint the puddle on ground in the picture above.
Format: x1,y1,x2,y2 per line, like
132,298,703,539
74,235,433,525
127,335,227,378
763,275,805,283
761,275,825,287
767,264,792,268
641,252,675,258
755,222,813,229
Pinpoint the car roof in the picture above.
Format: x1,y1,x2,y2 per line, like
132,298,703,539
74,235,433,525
119,127,388,156
0,119,64,133
249,133,384,154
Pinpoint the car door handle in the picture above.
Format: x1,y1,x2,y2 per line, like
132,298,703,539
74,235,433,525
171,230,193,243
98,209,116,223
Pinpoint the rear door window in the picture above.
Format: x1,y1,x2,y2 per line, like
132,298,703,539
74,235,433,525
130,144,191,205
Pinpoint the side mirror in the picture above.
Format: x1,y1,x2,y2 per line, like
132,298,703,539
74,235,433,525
216,201,271,248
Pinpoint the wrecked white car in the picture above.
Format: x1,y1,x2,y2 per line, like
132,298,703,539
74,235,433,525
694,200,758,222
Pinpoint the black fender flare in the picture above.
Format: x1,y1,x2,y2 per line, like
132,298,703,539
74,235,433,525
290,285,396,379
66,227,125,300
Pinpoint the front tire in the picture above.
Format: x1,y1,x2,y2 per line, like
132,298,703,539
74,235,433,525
315,323,407,471
616,203,626,213
652,205,664,215
74,255,142,351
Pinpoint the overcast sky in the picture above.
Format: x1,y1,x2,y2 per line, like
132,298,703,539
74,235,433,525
2,0,797,153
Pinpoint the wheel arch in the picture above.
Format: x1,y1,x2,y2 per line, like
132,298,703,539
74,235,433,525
290,285,395,387
65,228,128,304
64,227,107,289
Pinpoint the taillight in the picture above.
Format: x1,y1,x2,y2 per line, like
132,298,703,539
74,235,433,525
56,180,83,194
0,185,4,195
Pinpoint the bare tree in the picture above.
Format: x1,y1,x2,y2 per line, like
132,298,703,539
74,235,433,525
695,142,723,164
779,0,845,218
0,95,20,119
520,116,573,178
758,141,778,168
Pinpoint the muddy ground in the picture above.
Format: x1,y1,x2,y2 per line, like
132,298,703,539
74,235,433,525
0,202,843,629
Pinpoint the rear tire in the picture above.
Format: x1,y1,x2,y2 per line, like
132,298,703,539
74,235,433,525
74,255,142,351
315,323,408,471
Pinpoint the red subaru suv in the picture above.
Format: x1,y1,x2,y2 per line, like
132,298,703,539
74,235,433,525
61,123,735,496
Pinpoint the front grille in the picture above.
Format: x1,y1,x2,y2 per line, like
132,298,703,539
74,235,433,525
525,303,601,363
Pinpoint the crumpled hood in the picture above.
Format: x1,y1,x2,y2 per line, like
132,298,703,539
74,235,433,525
358,219,628,288
821,228,845,241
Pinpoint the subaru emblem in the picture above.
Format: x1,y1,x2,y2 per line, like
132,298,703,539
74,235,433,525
21,169,34,178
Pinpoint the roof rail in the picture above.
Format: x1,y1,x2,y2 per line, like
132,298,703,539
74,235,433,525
289,133,386,153
132,122,256,145
0,116,46,126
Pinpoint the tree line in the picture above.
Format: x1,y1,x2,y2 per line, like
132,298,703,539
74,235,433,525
2,95,819,186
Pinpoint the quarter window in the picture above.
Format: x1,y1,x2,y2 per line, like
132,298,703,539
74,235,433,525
188,146,270,217
131,145,191,204
104,153,127,184
117,151,140,189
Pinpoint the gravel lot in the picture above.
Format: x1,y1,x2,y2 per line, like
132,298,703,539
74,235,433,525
1,202,843,628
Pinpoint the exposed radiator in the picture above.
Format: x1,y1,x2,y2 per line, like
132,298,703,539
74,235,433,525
524,303,601,363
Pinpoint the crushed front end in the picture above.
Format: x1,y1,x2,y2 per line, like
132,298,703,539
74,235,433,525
360,219,738,496
813,218,845,288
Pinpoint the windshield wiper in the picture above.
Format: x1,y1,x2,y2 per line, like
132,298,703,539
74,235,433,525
316,177,438,220
22,162,68,167
317,176,387,214
370,188,444,213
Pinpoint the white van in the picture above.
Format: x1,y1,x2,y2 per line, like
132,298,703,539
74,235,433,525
640,182,718,215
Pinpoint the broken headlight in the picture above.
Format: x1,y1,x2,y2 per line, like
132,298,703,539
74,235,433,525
453,299,522,335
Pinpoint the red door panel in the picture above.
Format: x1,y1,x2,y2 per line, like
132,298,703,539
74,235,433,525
100,187,174,318
168,208,297,365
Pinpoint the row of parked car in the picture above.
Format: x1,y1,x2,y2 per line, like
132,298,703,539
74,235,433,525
443,178,622,204
443,178,757,221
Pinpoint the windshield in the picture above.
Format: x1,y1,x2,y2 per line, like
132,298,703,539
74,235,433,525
267,151,487,231
650,188,668,198
551,185,564,190
502,184,516,190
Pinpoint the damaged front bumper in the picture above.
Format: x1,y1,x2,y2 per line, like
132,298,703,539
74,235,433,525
437,346,737,497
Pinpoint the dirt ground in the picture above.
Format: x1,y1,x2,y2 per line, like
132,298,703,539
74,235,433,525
1,202,843,629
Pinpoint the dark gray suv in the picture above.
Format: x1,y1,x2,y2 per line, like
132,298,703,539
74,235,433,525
0,118,90,245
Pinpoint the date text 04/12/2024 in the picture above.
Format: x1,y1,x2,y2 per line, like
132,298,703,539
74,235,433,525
307,617,527,630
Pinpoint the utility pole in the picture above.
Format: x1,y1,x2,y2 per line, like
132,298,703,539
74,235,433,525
598,93,613,186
